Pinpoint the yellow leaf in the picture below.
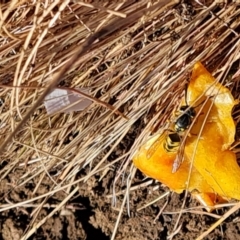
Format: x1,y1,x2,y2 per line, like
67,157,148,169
133,62,239,207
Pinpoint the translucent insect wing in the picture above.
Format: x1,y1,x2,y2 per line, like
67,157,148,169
146,131,168,159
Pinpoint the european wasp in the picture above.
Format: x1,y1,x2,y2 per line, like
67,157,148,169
147,85,198,173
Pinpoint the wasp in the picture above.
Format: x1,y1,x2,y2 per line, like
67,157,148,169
147,86,197,173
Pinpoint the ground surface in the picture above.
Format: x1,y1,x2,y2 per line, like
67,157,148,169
1,160,240,240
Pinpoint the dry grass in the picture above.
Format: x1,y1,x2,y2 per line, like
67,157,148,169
0,0,240,239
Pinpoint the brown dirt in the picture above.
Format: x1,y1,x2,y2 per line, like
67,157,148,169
1,144,240,240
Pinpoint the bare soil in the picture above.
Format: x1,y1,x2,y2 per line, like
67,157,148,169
1,148,240,240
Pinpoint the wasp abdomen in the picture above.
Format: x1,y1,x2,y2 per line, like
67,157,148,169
164,133,181,152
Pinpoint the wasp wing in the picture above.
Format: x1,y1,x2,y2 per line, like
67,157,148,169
146,131,169,159
172,135,187,173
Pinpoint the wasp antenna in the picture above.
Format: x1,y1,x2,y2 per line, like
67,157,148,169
193,94,214,109
184,84,188,105
193,92,217,109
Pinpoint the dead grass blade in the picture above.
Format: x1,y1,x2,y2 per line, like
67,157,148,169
197,202,240,240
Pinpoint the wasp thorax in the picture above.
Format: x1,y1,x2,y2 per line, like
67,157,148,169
174,106,196,132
